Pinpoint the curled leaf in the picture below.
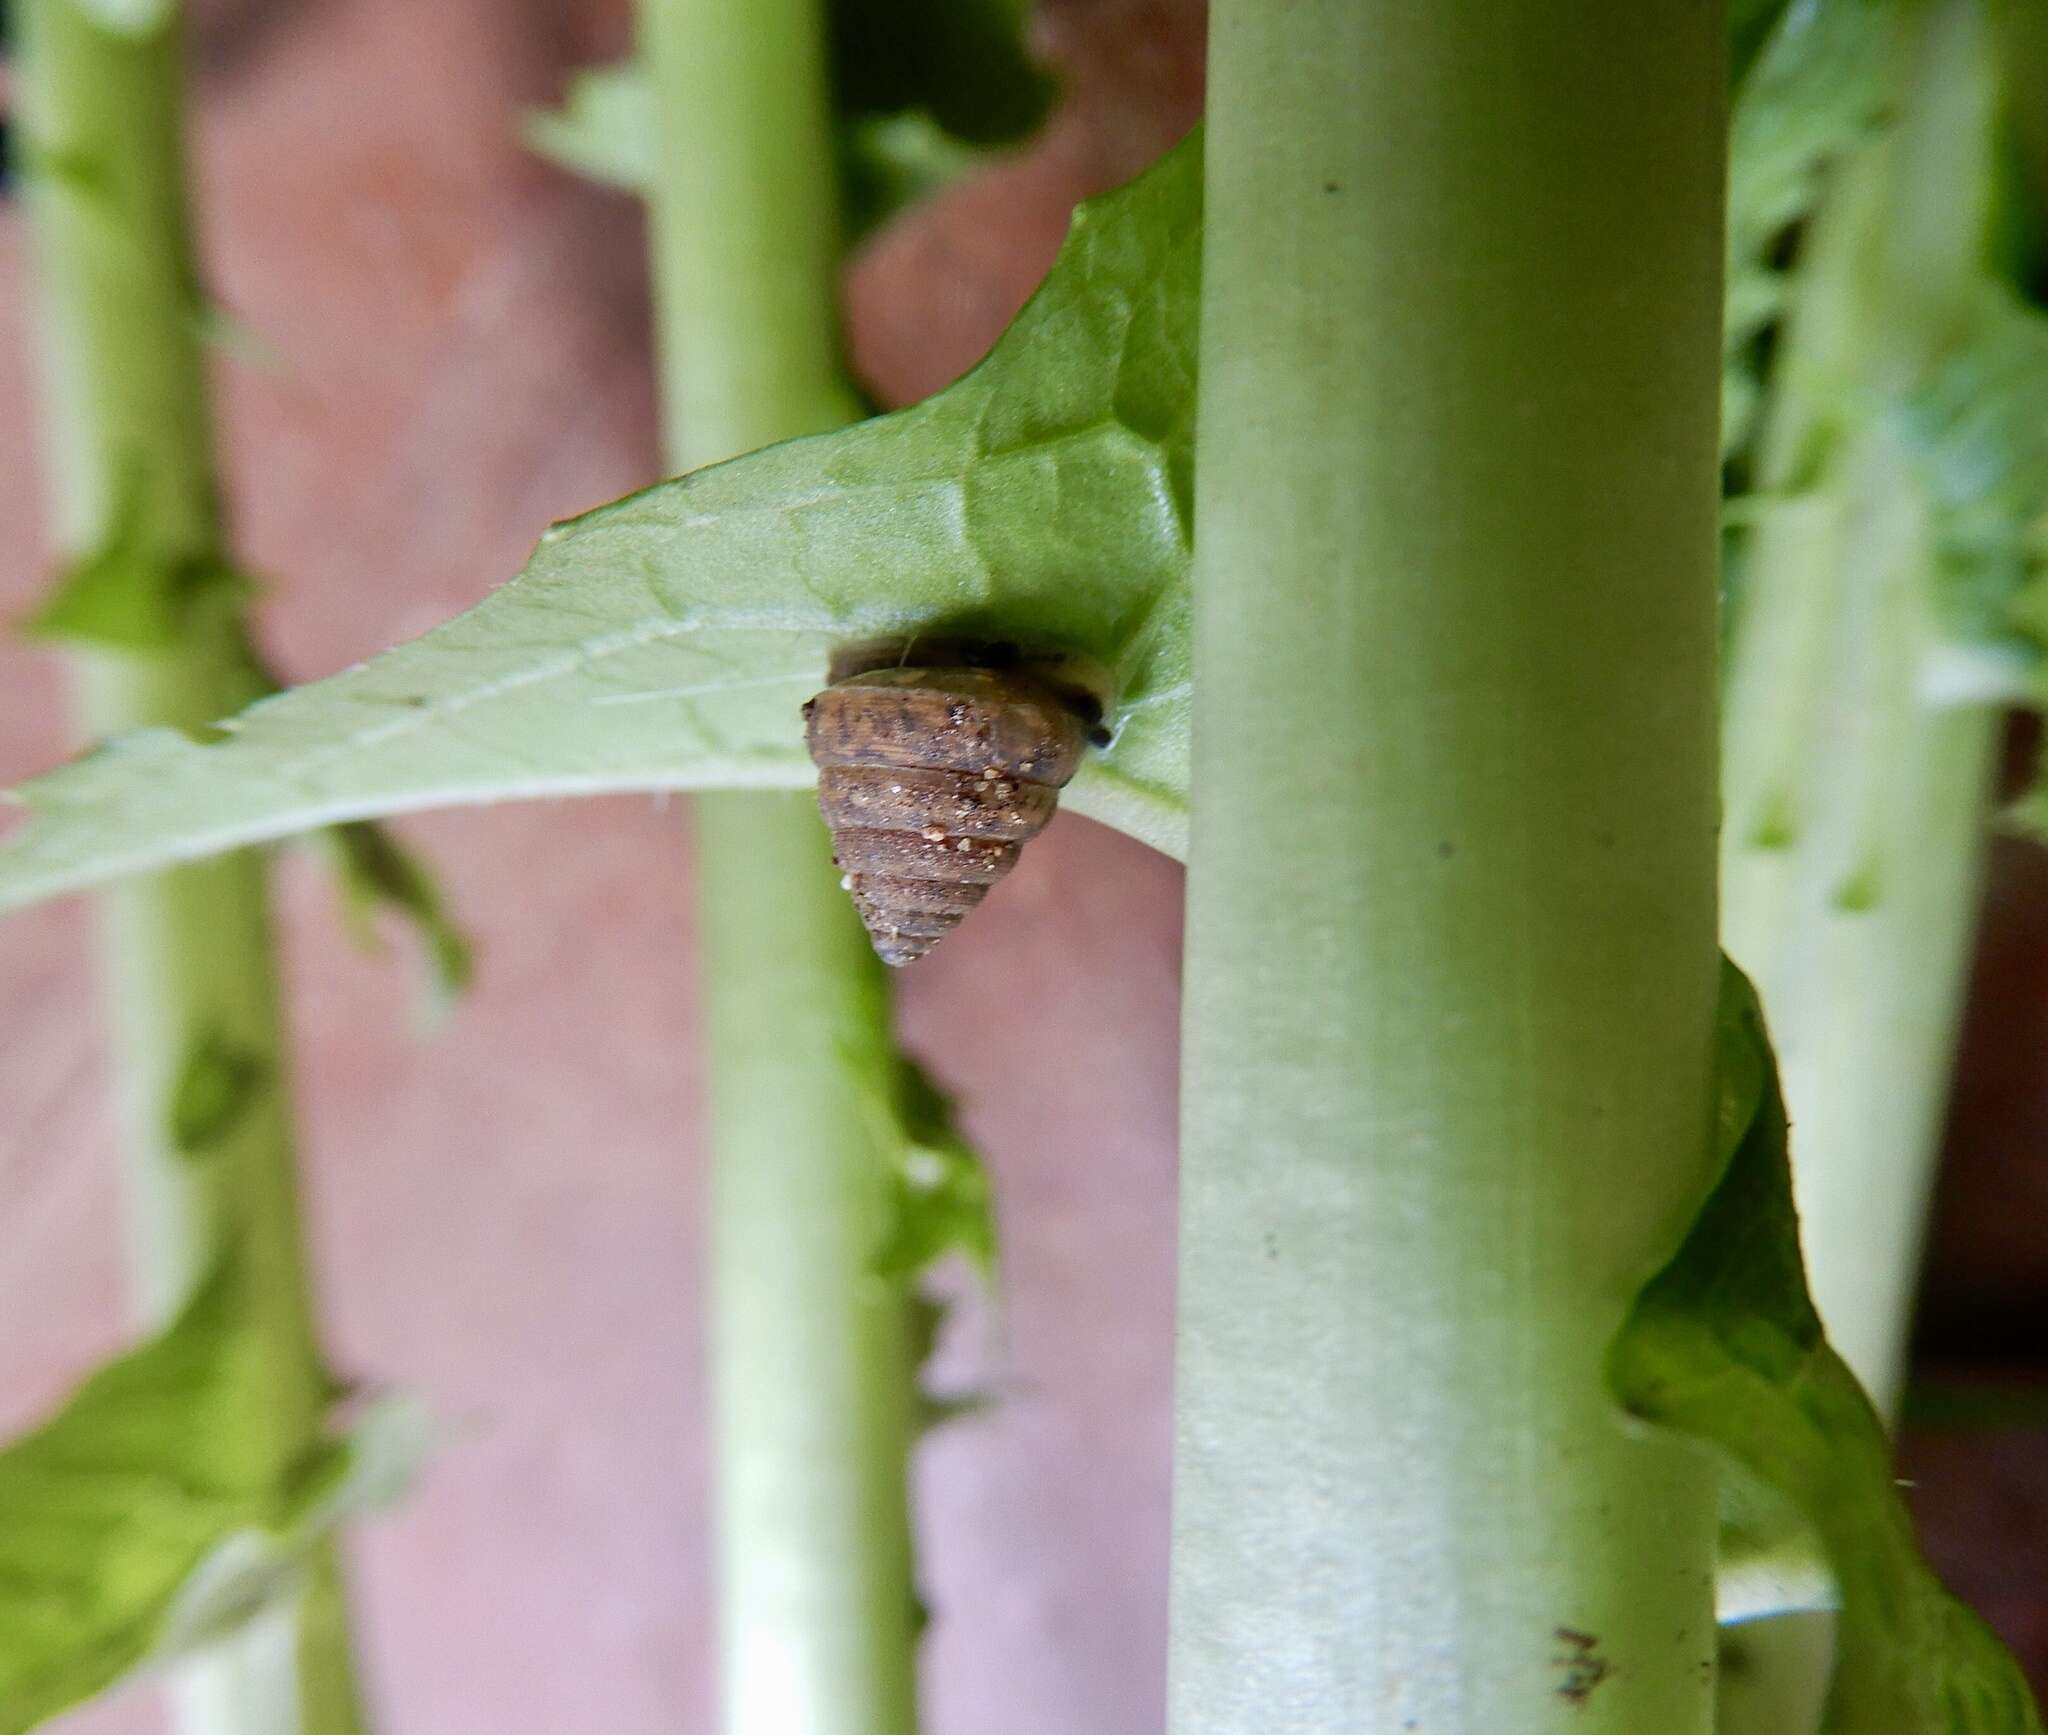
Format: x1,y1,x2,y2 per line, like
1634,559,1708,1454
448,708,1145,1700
1610,962,2043,1733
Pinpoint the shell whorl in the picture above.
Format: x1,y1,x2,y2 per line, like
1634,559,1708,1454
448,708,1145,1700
804,664,1092,965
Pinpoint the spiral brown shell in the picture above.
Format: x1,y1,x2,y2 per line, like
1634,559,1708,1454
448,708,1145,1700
804,664,1093,965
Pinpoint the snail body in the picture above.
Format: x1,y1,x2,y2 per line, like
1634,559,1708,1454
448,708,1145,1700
803,652,1096,965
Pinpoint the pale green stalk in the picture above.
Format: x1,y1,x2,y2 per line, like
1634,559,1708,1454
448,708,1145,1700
1722,0,1998,1420
15,5,364,1733
636,5,921,1734
1171,7,1727,1732
1716,8,1999,1730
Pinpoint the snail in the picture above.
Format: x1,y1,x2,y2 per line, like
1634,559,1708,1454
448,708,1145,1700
803,642,1104,965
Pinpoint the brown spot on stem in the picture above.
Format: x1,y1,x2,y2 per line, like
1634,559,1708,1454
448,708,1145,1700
1552,1628,1611,1708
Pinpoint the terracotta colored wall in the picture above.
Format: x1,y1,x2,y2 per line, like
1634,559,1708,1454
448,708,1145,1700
0,5,2039,1731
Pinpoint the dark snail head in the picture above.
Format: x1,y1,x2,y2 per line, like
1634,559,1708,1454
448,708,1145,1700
803,655,1096,964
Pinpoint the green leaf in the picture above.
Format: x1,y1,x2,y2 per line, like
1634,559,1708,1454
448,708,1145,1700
865,1055,996,1285
17,5,1885,906
530,0,1052,228
829,0,1052,150
18,464,268,661
1610,961,2044,1734
523,62,656,193
1725,0,1897,456
231,661,474,1020
26,540,257,654
0,1263,423,1735
167,1023,271,1156
522,65,989,238
10,137,115,209
1891,289,2048,668
0,131,1201,913
306,820,474,1024
827,0,1053,235
848,1049,998,1433
838,109,991,242
901,1290,990,1437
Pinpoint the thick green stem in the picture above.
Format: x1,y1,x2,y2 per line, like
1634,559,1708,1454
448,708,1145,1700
1171,7,1727,1732
636,5,920,1734
15,5,364,1733
1722,0,1999,1420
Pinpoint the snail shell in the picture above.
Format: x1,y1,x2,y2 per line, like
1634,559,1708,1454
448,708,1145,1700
804,659,1094,965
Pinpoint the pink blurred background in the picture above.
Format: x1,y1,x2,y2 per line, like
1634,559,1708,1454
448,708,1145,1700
0,3,2041,1729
